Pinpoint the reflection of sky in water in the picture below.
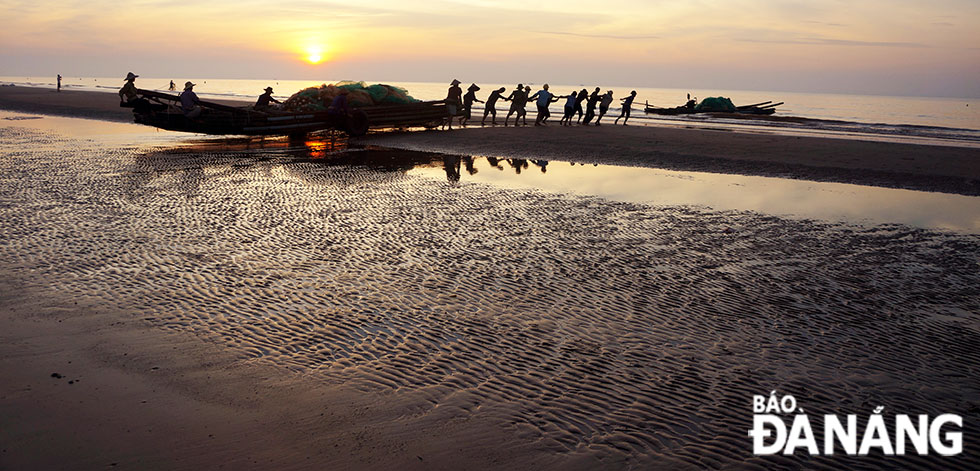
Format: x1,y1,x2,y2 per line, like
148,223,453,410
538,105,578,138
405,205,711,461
5,112,978,233
409,157,980,234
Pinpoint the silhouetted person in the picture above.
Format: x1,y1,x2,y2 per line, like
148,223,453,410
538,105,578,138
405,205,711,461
504,84,525,126
327,88,352,129
615,90,637,125
583,87,601,124
461,83,483,127
532,160,549,173
169,80,176,91
560,91,577,125
57,74,62,92
595,91,614,125
119,72,139,103
575,88,588,123
463,156,478,175
179,81,202,118
445,79,463,130
482,87,507,125
518,86,532,125
528,84,559,126
255,86,281,111
508,158,528,174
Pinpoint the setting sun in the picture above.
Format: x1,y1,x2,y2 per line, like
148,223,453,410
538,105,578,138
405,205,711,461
305,45,325,64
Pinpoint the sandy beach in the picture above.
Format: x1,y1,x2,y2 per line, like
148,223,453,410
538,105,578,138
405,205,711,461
2,85,978,195
1,90,979,470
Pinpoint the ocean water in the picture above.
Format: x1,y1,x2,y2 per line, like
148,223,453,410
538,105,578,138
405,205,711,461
3,75,980,143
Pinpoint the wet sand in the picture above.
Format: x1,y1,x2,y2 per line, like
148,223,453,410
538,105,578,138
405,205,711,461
1,114,978,469
2,85,979,195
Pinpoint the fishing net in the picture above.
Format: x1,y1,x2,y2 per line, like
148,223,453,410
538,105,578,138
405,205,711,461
695,97,736,112
282,82,419,112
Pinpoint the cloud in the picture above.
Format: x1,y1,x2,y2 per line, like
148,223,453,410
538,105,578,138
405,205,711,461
534,31,660,40
736,37,930,48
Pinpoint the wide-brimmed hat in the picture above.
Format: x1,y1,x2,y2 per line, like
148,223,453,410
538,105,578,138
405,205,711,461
450,79,461,86
184,81,195,90
264,87,274,92
468,84,480,91
125,72,138,81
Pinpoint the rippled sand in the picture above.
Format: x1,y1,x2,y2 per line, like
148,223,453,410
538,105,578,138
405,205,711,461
1,122,978,469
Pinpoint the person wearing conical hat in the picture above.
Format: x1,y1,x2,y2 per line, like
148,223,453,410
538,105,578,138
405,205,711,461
254,86,281,111
119,72,139,103
179,81,202,118
445,79,463,129
460,83,484,127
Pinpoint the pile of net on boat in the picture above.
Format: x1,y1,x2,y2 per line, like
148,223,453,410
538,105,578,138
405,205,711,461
694,96,736,112
282,81,419,112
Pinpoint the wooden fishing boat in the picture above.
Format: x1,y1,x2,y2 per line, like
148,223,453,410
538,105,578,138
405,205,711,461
644,100,783,116
127,89,450,136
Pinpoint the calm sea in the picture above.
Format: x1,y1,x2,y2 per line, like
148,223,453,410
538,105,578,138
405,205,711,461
4,75,979,143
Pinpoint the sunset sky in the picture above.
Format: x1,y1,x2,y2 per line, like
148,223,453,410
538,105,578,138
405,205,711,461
2,0,978,97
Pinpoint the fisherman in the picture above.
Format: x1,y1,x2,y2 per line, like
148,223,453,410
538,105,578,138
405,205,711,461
504,84,525,126
254,86,281,111
518,85,532,126
117,71,153,112
179,81,202,118
169,80,176,91
583,87,601,124
528,84,560,126
481,87,507,125
57,74,62,92
574,88,588,123
445,79,463,130
560,90,577,126
460,83,483,127
327,88,352,130
119,72,140,103
614,90,637,125
595,90,614,125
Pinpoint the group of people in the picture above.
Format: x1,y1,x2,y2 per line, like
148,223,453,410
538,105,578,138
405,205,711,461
120,72,289,120
445,80,638,128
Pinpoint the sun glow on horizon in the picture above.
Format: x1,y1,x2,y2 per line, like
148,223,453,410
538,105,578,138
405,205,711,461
304,45,326,65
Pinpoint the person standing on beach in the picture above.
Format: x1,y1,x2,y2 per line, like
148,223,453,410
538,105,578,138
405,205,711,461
169,80,176,91
482,87,507,125
583,87,601,125
614,90,637,125
445,79,463,130
595,90,614,125
461,83,483,127
560,91,578,126
504,84,525,126
575,88,588,123
57,74,62,92
179,81,202,119
528,84,559,126
519,85,532,126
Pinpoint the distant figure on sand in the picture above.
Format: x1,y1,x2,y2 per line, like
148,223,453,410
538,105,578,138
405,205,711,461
445,79,463,130
461,84,483,127
615,90,637,125
254,87,281,111
482,87,507,125
560,90,577,126
504,84,527,126
595,91,614,125
583,87,601,125
528,84,559,126
179,81,202,118
574,88,588,123
169,80,176,91
57,74,62,92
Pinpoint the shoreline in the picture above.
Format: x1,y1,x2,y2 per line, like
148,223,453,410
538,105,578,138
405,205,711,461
2,85,979,196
